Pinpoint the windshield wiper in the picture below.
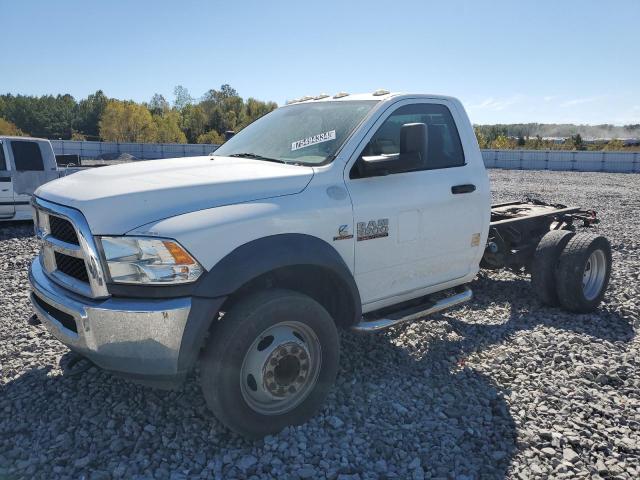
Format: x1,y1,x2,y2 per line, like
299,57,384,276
227,153,287,164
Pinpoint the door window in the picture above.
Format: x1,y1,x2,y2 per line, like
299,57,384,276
11,141,45,171
353,103,465,177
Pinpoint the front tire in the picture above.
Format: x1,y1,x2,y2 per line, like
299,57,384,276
200,289,339,438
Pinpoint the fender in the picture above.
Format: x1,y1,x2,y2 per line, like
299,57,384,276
194,233,360,307
177,233,362,373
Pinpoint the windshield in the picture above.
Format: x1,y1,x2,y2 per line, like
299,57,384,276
214,100,378,165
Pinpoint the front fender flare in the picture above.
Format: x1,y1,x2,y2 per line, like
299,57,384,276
194,233,360,311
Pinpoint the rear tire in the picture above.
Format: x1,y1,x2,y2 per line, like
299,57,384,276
555,234,612,313
531,230,575,306
200,289,339,438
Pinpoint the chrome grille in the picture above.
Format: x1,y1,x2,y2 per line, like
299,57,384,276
32,197,109,299
54,252,90,283
49,216,79,245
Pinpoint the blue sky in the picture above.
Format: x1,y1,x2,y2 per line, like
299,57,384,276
3,0,639,125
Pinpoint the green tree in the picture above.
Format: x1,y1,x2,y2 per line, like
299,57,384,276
154,111,187,143
525,135,544,150
567,133,585,150
200,85,246,133
1,94,77,138
491,135,515,149
603,139,624,151
99,100,157,142
173,85,193,111
0,117,23,136
474,126,488,149
180,104,207,143
236,98,277,131
197,129,225,144
75,90,108,138
148,93,170,116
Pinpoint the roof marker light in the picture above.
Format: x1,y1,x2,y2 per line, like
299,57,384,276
314,93,330,100
299,95,314,102
372,89,390,96
333,92,350,99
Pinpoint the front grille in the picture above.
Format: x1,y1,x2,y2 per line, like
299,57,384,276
49,215,79,245
55,252,89,283
34,198,109,298
32,294,77,333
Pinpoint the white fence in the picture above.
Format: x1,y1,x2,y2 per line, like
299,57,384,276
50,140,219,160
50,140,640,173
481,149,640,173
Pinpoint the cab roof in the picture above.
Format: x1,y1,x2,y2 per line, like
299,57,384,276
284,91,459,105
0,135,49,142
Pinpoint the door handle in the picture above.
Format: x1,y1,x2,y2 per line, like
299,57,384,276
451,184,476,194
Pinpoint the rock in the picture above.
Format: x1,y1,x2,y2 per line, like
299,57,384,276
595,459,608,475
541,447,556,457
562,448,579,463
492,451,507,461
298,466,316,479
392,402,409,414
328,416,344,429
530,463,544,474
238,455,257,470
73,455,93,468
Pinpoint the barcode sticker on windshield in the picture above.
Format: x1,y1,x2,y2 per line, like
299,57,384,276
291,130,336,151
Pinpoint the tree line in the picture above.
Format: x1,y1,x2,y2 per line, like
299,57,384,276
0,84,277,144
475,124,640,151
1,90,638,151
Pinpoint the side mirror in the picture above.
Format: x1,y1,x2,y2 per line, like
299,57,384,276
361,123,428,176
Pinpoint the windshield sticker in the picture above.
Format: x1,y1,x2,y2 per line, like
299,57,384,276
291,130,336,151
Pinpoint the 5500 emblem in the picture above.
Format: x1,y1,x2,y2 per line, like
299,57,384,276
357,219,389,241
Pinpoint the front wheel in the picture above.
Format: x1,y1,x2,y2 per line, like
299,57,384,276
200,289,339,438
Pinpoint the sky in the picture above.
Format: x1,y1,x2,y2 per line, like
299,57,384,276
2,0,639,125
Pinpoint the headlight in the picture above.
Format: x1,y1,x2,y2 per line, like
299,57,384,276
99,236,203,285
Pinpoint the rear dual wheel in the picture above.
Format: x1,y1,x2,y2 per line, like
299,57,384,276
531,231,612,312
199,289,339,438
555,234,612,312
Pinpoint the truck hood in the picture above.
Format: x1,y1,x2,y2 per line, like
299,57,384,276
35,155,314,234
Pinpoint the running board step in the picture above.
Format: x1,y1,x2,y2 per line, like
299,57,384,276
351,286,473,332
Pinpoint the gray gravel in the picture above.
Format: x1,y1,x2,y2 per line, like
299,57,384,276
1,169,639,479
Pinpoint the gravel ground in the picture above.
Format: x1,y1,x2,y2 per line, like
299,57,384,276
1,169,638,480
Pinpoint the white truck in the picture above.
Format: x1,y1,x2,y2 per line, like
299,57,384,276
0,136,83,221
27,92,612,437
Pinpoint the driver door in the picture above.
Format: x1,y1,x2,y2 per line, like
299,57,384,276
345,99,485,307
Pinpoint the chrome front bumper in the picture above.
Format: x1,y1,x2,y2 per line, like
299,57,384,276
28,258,192,378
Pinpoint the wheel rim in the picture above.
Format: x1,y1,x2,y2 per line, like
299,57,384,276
240,321,322,415
582,249,607,301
